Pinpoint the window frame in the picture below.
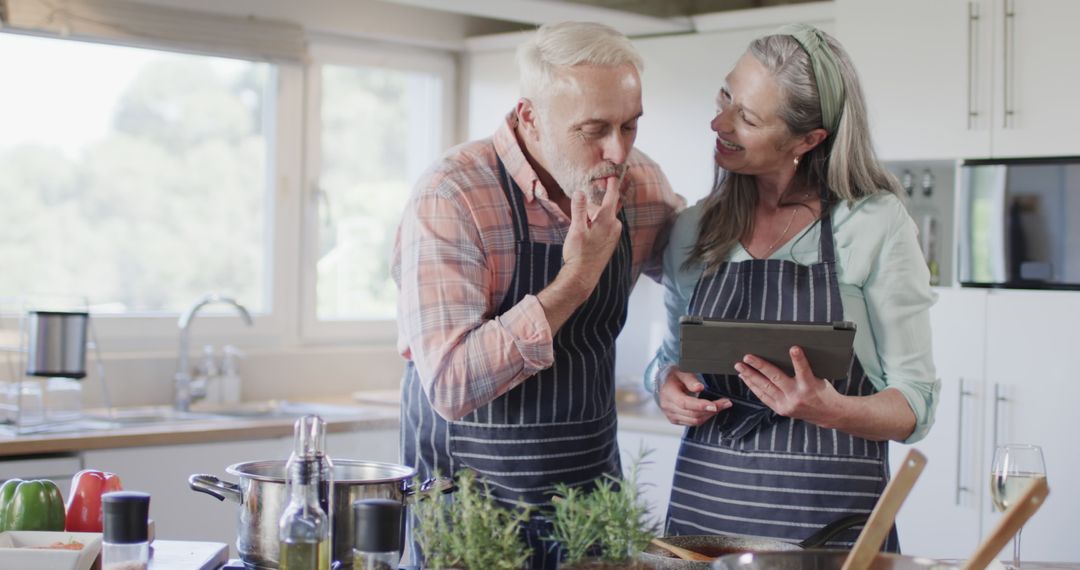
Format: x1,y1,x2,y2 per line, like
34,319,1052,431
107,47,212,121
0,30,458,352
298,38,457,344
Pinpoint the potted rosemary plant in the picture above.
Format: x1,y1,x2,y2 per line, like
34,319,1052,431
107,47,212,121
412,469,532,570
547,450,658,569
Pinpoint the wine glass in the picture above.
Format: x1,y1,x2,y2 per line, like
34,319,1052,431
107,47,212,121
990,444,1047,569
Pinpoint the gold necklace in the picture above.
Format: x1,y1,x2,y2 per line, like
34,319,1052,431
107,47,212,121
758,207,799,258
754,190,813,258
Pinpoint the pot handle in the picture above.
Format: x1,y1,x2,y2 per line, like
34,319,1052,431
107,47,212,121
797,513,870,549
188,473,244,504
402,476,456,504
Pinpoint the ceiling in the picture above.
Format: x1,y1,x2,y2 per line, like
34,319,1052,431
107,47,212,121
558,0,819,19
377,0,822,37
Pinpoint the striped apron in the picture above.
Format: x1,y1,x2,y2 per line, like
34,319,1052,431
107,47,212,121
665,199,900,551
401,158,632,569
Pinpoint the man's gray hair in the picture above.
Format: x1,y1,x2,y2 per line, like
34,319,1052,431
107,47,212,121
516,21,644,101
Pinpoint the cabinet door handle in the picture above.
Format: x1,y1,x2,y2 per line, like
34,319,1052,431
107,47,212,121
955,377,974,505
966,2,980,129
1002,0,1016,128
992,382,1008,451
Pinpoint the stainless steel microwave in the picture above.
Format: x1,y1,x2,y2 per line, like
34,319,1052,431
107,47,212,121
958,158,1080,289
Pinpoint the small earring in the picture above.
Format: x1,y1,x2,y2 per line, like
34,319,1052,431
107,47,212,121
793,155,801,167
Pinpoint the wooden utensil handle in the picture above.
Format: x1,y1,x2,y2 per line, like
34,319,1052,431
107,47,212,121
842,449,927,570
962,477,1049,570
649,537,714,562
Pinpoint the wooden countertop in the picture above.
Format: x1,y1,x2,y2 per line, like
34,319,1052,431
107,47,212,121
0,388,679,459
0,400,399,457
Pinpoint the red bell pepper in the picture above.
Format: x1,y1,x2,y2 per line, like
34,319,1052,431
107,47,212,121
65,469,123,532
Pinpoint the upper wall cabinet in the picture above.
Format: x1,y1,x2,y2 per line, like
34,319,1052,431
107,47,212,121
837,0,1080,161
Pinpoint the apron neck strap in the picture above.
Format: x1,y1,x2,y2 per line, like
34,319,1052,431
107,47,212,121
496,157,530,243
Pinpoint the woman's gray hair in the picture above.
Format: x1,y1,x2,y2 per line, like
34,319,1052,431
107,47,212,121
516,21,644,102
688,28,902,271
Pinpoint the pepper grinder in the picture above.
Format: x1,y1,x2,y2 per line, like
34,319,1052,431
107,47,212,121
102,491,151,570
352,499,402,570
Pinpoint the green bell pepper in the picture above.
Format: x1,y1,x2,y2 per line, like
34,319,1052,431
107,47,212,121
0,478,66,531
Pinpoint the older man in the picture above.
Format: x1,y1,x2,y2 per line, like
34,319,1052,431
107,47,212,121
391,21,683,568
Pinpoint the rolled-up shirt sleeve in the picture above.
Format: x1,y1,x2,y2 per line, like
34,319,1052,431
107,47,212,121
396,185,553,421
644,206,702,396
861,202,940,444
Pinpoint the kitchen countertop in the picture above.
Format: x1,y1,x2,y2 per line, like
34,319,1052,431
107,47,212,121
149,540,229,570
0,388,680,459
0,399,399,458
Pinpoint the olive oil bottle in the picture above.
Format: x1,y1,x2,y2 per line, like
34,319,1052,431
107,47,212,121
279,416,332,570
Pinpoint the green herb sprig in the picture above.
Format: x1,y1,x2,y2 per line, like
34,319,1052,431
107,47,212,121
413,469,532,570
546,447,659,566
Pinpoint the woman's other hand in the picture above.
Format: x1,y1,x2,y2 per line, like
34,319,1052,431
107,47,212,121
735,346,841,427
658,367,732,426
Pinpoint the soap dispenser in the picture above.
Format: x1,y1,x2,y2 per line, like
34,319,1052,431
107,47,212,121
220,345,243,405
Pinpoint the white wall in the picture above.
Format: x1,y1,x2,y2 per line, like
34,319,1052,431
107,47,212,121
72,345,404,409
463,9,834,384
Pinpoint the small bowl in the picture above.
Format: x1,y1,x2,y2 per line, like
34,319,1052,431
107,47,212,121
0,530,102,570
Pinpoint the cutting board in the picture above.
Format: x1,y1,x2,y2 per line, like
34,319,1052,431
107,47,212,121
149,540,228,570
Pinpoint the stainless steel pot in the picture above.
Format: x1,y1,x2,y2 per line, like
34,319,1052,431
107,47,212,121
710,550,960,570
189,459,447,570
640,514,868,570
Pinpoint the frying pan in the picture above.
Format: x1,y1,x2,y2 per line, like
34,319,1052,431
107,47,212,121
639,514,868,570
711,476,1049,570
643,448,927,570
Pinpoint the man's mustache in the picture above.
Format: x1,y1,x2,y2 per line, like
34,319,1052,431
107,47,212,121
590,163,628,181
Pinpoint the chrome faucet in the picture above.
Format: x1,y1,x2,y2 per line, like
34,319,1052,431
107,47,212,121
175,293,253,412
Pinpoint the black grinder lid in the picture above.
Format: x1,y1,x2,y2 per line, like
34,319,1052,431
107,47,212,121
103,491,151,544
352,498,402,553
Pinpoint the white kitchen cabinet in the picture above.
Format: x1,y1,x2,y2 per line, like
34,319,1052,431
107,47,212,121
890,288,987,557
891,288,1078,561
981,290,1080,561
327,428,400,464
0,453,84,498
80,428,400,555
617,425,682,529
83,437,291,554
836,0,1080,160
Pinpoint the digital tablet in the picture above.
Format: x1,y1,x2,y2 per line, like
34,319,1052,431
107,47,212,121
679,316,856,379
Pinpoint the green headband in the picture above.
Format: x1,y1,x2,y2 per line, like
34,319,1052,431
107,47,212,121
775,23,845,134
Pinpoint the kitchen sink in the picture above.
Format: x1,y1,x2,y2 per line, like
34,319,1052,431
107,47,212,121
193,400,370,420
87,405,226,425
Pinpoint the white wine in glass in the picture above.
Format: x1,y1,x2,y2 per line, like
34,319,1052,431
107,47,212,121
990,444,1047,569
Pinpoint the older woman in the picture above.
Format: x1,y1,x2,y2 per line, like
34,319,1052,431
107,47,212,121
645,24,938,550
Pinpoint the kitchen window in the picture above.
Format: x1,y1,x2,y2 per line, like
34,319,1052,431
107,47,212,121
0,28,455,348
300,43,454,341
0,33,273,317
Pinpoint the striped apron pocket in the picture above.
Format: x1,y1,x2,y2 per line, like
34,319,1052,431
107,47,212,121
448,410,621,507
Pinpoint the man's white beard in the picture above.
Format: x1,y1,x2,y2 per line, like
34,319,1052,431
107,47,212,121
540,139,626,206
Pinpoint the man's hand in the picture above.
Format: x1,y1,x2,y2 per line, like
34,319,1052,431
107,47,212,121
658,366,731,427
561,176,623,295
536,176,625,333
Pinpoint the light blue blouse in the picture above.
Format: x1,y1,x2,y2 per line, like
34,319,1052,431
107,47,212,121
644,191,940,443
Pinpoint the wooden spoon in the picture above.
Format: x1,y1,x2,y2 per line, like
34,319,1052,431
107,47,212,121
649,537,714,562
962,476,1049,570
841,448,927,570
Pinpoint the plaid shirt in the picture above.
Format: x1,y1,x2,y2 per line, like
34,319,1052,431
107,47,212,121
392,112,683,420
